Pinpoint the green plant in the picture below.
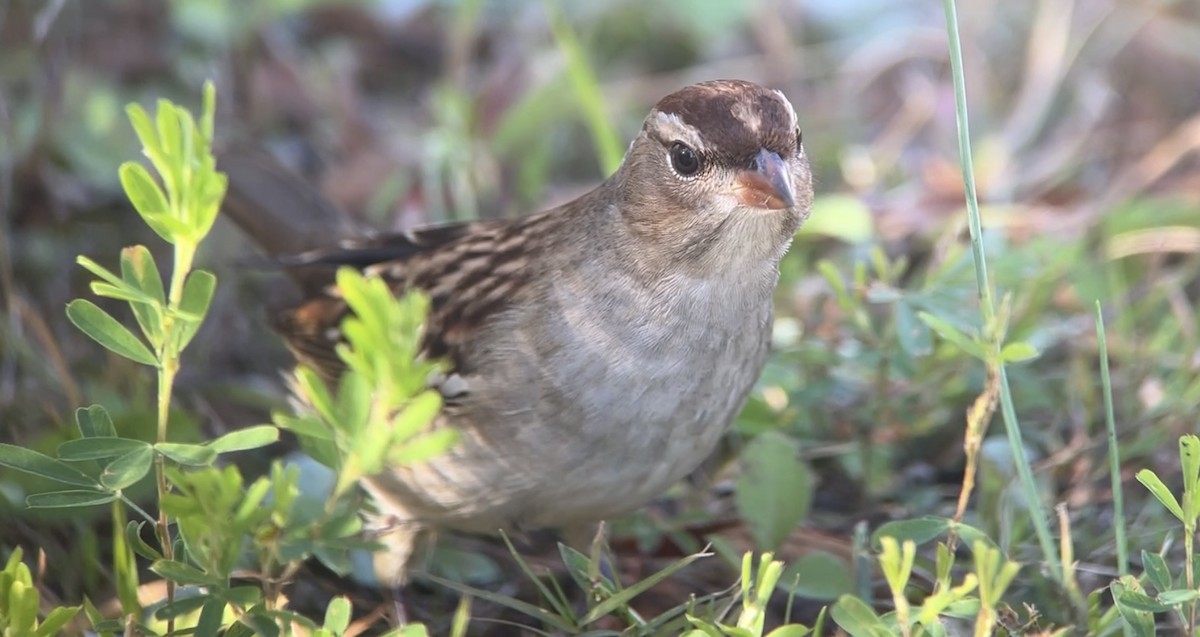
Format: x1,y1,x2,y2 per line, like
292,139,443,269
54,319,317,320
0,546,81,637
1112,435,1200,636
275,269,458,502
0,82,276,635
827,535,1031,637
0,83,453,636
685,552,823,637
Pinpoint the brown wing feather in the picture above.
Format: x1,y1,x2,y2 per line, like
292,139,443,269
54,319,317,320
273,214,552,380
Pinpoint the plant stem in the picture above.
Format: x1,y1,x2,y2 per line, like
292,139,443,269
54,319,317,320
1096,304,1129,577
155,360,177,635
152,238,196,635
1186,524,1195,633
119,494,157,525
941,0,1065,589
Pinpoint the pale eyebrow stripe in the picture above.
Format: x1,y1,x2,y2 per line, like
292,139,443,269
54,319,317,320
651,111,707,152
771,89,798,131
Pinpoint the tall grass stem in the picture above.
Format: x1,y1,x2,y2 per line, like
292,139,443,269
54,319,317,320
941,0,1064,586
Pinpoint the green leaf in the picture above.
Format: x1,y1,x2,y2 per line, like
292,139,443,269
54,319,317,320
7,579,36,632
829,595,891,637
238,611,282,637
736,431,812,551
1141,550,1172,592
389,390,444,443
58,437,150,461
156,214,194,241
802,194,874,243
156,99,182,176
156,442,217,466
917,312,987,361
126,521,164,561
76,255,125,289
1157,588,1199,605
89,282,156,305
206,425,279,454
233,478,272,525
66,300,157,366
112,506,142,615
396,624,431,637
36,605,81,637
176,269,216,350
388,428,460,466
1136,469,1185,521
951,521,998,552
76,404,117,437
1113,585,1171,612
817,260,853,313
195,598,227,637
1181,435,1200,519
334,371,371,437
894,301,932,357
150,559,221,587
872,517,952,548
765,626,812,637
126,103,159,157
120,245,165,347
101,446,154,490
1113,597,1156,637
191,173,226,241
153,591,210,619
878,537,913,600
120,246,164,302
1000,341,1039,363
294,366,337,428
323,596,352,634
223,586,263,607
26,490,117,508
0,444,99,487
118,162,175,243
273,413,332,440
780,551,853,601
274,413,338,469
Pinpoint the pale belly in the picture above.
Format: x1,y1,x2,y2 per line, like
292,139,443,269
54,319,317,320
362,272,776,534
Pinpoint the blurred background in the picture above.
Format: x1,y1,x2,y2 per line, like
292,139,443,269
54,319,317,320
2,0,1199,632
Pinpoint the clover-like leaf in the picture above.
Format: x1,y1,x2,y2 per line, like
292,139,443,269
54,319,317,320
75,404,117,438
735,431,811,551
120,245,166,346
66,299,157,366
26,490,117,509
58,437,149,461
1137,469,1185,521
175,269,216,351
918,312,987,361
156,442,217,467
119,162,175,243
0,444,99,487
101,446,154,490
1000,341,1039,363
829,595,891,637
206,425,279,454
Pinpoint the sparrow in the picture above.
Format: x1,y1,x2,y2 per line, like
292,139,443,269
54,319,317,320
220,79,814,587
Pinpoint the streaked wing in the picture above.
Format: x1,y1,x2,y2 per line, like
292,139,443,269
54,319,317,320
272,215,545,382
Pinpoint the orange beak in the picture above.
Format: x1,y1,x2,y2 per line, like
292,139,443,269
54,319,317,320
734,148,795,210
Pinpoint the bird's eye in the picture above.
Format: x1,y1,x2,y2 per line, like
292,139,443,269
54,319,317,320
668,142,701,176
